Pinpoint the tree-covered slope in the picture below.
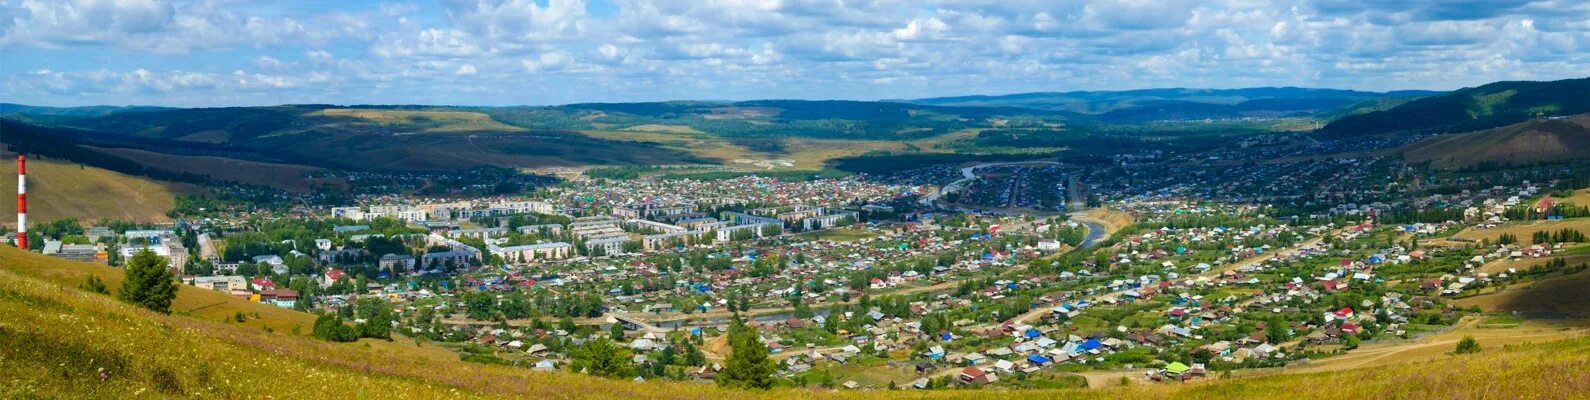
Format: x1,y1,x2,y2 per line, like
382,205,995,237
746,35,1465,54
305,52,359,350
1318,77,1590,139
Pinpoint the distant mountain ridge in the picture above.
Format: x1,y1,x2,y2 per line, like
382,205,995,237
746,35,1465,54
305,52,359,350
899,87,1439,122
902,87,1439,113
0,103,175,117
1318,77,1590,139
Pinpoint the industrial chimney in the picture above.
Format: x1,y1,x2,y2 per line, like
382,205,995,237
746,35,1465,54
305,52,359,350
16,154,25,250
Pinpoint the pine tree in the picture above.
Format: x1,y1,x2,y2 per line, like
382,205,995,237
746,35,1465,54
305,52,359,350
118,249,178,314
716,318,775,390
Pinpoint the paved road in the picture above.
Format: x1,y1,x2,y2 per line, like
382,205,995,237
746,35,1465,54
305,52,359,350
919,161,1062,207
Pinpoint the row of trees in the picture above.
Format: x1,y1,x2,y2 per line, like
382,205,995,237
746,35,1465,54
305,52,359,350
1532,228,1586,244
461,290,606,320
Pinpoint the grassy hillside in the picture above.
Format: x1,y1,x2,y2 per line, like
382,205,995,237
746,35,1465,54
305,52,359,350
0,150,201,224
3,245,1590,399
1401,114,1590,168
89,147,341,193
4,108,709,173
1319,77,1590,139
1457,270,1590,319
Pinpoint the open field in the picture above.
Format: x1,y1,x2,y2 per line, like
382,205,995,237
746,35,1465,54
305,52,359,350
5,246,1590,399
1478,249,1590,274
1456,270,1590,318
89,146,340,193
1449,218,1590,243
581,130,756,165
0,151,201,225
1547,188,1590,207
308,108,527,133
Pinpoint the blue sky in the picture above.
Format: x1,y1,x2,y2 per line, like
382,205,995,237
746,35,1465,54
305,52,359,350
1,0,1587,107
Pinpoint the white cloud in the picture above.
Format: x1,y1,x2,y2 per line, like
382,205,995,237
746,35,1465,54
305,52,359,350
3,0,1590,106
522,51,572,72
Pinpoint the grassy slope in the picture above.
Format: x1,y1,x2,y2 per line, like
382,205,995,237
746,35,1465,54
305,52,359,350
0,151,201,225
88,146,341,193
306,108,528,133
1457,270,1590,318
3,245,1590,399
1402,114,1590,168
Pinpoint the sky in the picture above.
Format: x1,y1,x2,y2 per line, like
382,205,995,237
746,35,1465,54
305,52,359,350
1,0,1588,107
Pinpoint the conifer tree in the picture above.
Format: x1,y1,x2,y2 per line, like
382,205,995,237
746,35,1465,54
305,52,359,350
118,249,178,314
716,318,775,390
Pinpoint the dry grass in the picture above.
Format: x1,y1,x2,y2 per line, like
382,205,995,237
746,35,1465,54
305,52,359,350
1478,250,1590,274
5,245,1590,399
1449,218,1590,243
1079,208,1136,234
89,146,340,193
1266,316,1590,373
1548,188,1590,207
0,151,202,225
0,245,317,333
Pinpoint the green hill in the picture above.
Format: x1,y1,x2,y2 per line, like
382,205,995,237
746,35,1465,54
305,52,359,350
1318,77,1590,139
1,108,709,173
4,245,1589,399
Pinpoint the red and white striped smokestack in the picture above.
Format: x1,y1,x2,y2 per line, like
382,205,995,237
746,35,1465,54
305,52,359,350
16,154,25,250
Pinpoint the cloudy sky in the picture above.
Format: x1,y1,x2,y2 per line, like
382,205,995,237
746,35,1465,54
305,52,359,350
2,0,1588,107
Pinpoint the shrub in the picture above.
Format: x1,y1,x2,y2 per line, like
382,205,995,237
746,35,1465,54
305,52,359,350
1455,336,1481,354
79,276,110,295
312,314,359,342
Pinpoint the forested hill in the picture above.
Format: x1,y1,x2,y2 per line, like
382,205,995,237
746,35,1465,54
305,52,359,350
901,87,1438,117
1316,77,1590,139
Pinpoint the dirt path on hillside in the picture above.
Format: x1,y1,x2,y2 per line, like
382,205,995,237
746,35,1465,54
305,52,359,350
1249,317,1590,375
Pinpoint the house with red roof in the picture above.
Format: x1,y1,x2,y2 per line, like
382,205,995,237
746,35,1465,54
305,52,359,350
959,366,998,385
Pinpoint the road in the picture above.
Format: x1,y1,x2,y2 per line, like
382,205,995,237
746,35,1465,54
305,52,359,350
919,161,1062,207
